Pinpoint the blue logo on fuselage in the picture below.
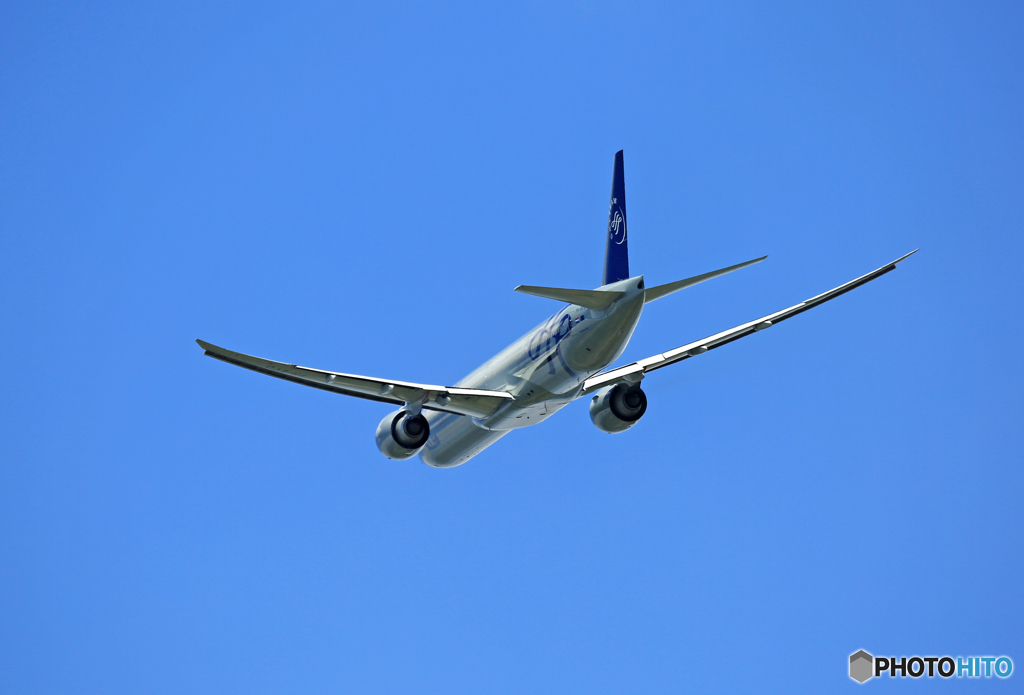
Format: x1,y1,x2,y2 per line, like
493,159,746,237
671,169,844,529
528,311,574,362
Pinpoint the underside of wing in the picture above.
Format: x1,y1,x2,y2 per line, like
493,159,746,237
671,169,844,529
197,340,513,419
581,250,918,395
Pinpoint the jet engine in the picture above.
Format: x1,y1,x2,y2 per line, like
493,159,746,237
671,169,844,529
375,409,430,460
589,383,647,433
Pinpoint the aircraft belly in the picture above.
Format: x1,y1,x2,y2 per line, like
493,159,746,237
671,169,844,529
420,411,510,468
425,282,645,452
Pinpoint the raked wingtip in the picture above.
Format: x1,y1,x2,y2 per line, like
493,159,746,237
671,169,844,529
894,249,919,264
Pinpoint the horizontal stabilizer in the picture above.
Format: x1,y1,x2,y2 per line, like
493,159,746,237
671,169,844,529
644,255,767,303
513,285,623,310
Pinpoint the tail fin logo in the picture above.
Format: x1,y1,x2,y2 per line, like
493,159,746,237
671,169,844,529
608,199,627,245
603,151,629,285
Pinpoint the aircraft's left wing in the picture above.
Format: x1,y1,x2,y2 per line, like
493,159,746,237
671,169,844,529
197,340,513,419
580,250,917,395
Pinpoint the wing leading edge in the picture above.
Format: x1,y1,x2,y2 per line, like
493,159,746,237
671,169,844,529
581,250,918,395
197,340,513,419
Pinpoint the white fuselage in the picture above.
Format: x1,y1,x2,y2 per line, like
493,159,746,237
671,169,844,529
420,276,646,467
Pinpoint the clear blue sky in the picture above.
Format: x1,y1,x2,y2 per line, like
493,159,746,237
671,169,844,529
2,2,1021,692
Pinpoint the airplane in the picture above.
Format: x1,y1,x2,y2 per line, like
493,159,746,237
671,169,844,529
198,151,916,468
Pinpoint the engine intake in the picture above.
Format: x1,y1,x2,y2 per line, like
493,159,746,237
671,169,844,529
376,409,431,460
589,383,647,433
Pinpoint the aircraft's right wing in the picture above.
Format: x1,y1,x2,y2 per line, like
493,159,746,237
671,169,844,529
580,250,918,395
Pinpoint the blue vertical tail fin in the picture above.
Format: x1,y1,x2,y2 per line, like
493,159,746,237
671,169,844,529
603,150,629,285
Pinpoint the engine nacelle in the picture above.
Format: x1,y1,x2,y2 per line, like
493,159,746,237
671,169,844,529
589,383,648,433
375,409,431,460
